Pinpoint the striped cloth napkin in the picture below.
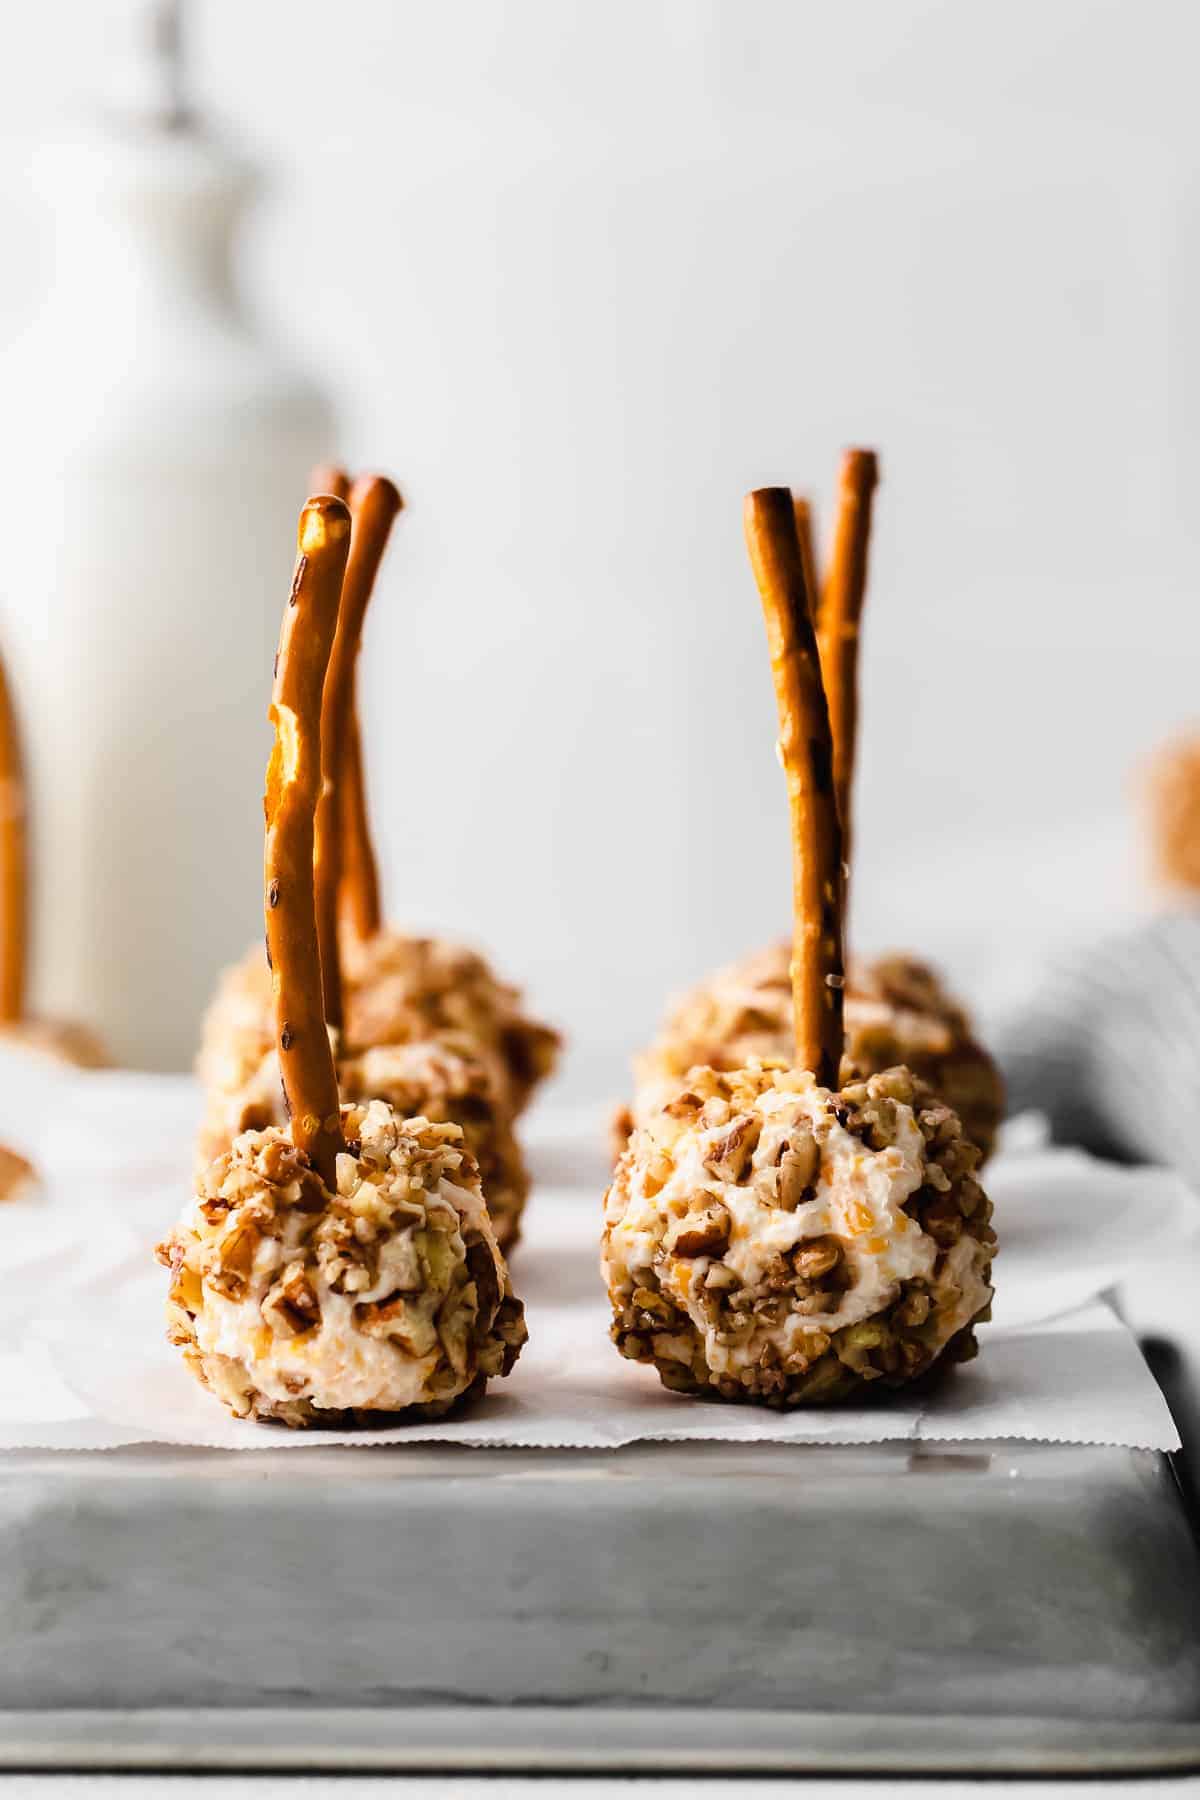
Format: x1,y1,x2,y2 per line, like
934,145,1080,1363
997,907,1200,1182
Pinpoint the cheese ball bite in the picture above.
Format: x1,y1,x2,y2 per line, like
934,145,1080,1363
604,1060,994,1403
1143,729,1200,894
197,1026,530,1251
166,495,526,1426
195,949,273,1104
0,1017,110,1068
199,929,558,1139
161,1099,526,1426
194,1015,298,1171
342,929,560,1117
603,487,996,1409
620,452,1000,1164
0,1142,37,1200
195,467,557,1247
0,642,110,1070
631,943,1004,1162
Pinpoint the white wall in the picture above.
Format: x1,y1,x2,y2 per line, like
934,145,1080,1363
0,0,1195,1095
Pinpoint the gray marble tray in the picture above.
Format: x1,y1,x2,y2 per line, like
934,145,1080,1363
2,1437,1199,1774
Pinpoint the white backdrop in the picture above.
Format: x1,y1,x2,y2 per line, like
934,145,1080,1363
0,0,1194,1094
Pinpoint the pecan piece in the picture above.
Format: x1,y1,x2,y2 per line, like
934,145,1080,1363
632,1284,675,1325
262,1261,321,1336
666,1202,731,1258
778,1128,818,1209
641,1150,674,1198
792,1236,841,1281
703,1261,737,1290
436,1291,477,1378
704,1115,760,1182
168,1258,204,1316
896,1288,931,1328
664,1090,702,1119
355,1292,439,1358
208,1218,260,1300
921,1192,964,1248
465,1233,501,1322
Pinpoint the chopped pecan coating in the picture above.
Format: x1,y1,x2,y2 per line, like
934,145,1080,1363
603,1060,995,1408
623,945,1004,1162
159,1099,526,1428
194,944,536,1252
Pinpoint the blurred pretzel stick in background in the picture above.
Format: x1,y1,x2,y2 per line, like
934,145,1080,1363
309,465,350,504
792,493,820,632
308,462,401,949
312,474,403,1024
0,647,27,1026
818,448,878,865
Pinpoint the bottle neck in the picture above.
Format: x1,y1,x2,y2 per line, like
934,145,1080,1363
38,132,249,327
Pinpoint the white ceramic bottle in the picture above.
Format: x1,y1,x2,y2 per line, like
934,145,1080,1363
0,2,333,1068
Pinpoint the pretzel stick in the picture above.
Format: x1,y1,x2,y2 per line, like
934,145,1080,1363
308,465,380,939
0,649,26,1024
308,464,393,945
744,487,845,1087
266,496,351,1184
819,448,878,862
309,464,350,502
792,494,820,629
339,474,403,944
312,475,403,1024
339,711,382,942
